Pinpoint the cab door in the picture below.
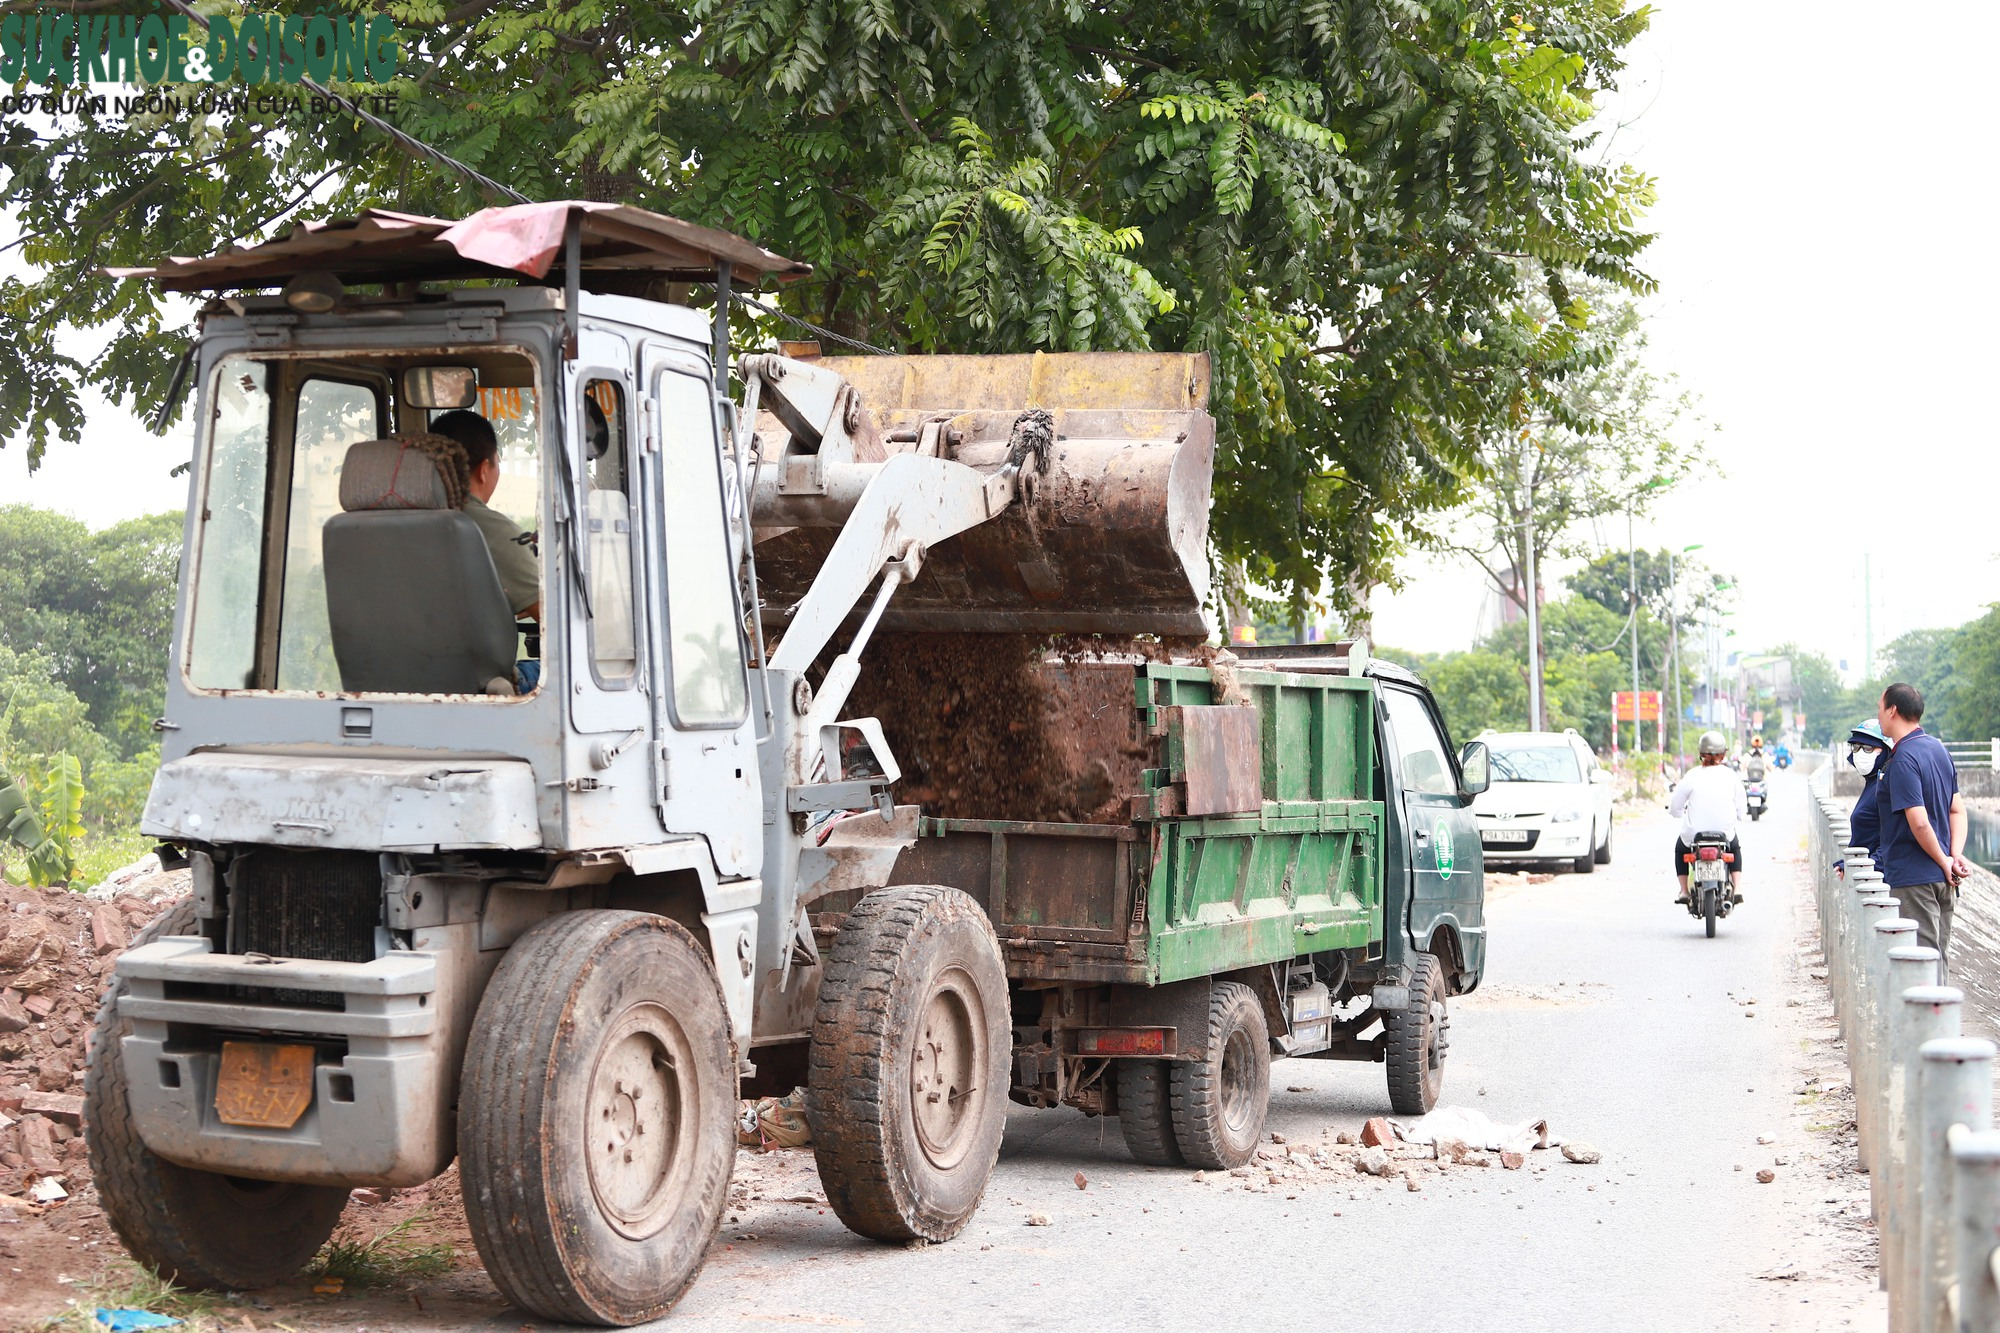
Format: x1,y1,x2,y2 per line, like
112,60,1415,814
636,348,761,877
1379,685,1486,981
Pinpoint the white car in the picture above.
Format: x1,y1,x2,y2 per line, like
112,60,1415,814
1470,729,1615,873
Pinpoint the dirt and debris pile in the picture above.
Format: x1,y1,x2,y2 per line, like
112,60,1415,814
0,865,187,1203
849,633,1208,824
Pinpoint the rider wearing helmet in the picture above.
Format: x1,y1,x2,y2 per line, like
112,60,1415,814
1668,730,1748,904
1835,719,1894,876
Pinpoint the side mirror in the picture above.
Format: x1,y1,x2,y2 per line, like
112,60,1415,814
1590,768,1613,785
1458,740,1490,800
402,365,478,410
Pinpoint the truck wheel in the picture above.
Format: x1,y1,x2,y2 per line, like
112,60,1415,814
1594,822,1613,865
459,910,735,1326
85,898,349,1290
1116,1060,1184,1166
1168,982,1268,1170
807,885,1009,1243
1384,953,1449,1115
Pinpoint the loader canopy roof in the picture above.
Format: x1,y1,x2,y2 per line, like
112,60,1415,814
112,201,810,293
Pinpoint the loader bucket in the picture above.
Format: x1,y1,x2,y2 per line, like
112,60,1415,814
753,352,1216,637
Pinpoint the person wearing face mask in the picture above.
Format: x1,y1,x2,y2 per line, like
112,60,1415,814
1833,719,1893,879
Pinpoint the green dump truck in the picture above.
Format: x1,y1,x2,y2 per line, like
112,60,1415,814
804,640,1491,1176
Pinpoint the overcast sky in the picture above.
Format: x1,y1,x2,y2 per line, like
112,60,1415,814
1373,1,2000,675
6,2,1997,683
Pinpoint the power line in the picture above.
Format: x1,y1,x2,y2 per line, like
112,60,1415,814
731,291,893,356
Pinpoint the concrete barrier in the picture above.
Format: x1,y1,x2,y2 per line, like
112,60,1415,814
1807,775,2000,1332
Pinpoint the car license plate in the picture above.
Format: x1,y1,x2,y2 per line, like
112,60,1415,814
215,1041,316,1129
1484,829,1533,844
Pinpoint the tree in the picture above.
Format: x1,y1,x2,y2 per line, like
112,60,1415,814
1763,644,1845,747
0,0,1656,615
1433,293,1701,614
0,506,181,755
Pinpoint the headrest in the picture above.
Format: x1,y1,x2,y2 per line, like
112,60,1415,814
339,439,452,512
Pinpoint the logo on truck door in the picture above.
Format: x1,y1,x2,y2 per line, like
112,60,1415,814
1434,817,1455,879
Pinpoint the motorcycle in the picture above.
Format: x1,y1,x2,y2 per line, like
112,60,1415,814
1688,832,1736,932
1773,746,1792,770
1683,830,1736,938
1746,780,1767,822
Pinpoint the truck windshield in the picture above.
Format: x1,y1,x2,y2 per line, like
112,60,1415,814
184,350,544,695
1489,746,1582,783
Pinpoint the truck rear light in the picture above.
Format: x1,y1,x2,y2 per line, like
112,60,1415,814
1078,1028,1170,1056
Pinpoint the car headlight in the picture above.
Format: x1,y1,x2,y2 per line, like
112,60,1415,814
1550,808,1584,823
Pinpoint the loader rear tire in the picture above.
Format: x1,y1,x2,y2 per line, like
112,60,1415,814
85,898,350,1290
1116,1060,1184,1167
459,910,736,1326
1169,982,1269,1170
1384,952,1449,1115
807,885,1009,1243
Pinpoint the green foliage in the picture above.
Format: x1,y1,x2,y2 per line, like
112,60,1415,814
1385,590,1694,752
0,752,85,886
1431,290,1706,630
0,506,182,757
311,1213,458,1286
0,0,1656,614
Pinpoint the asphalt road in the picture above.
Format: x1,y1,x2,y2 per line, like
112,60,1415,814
660,769,1882,1333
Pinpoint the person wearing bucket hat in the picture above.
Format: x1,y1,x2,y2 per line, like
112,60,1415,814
1833,719,1893,878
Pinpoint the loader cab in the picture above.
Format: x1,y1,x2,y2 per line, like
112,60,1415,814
149,286,764,874
182,345,549,700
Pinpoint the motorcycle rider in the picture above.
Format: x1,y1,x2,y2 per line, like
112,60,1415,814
1745,736,1768,783
1669,730,1748,904
1833,719,1893,879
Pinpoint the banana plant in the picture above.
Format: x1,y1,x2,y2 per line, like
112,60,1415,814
0,753,85,887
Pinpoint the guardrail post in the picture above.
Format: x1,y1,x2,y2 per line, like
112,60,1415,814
1868,921,1920,1236
1898,987,1963,1333
1952,1129,2000,1333
1918,1038,1995,1333
1842,867,1885,1046
1882,945,1943,1316
1855,897,1907,1173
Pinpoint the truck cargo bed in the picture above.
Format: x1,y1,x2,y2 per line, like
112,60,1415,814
816,655,1385,988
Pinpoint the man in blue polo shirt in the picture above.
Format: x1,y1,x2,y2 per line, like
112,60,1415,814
1875,682,1970,962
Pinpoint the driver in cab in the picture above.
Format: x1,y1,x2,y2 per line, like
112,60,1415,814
428,409,541,624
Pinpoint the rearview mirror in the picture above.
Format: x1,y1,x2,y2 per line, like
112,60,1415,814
402,365,477,410
1458,740,1490,800
1590,768,1613,785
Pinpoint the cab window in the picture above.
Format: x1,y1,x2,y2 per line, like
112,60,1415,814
276,377,381,691
1383,688,1457,796
183,350,544,696
656,369,747,726
582,378,638,684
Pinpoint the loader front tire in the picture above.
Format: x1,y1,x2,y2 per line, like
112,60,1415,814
85,898,350,1290
1169,982,1269,1170
1384,952,1449,1115
1116,1060,1184,1167
459,910,736,1326
808,885,1009,1243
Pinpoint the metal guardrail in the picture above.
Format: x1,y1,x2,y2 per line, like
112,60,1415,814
1940,740,1998,772
1808,777,2000,1331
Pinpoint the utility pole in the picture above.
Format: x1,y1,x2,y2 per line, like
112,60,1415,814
1863,553,1874,680
1629,508,1641,758
1524,490,1543,732
1669,547,1687,765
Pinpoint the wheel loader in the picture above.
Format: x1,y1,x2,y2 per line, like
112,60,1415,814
92,200,1487,1324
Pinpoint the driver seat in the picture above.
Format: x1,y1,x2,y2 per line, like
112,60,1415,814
322,439,517,693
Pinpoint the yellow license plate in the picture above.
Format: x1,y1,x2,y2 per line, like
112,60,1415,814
215,1041,316,1129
